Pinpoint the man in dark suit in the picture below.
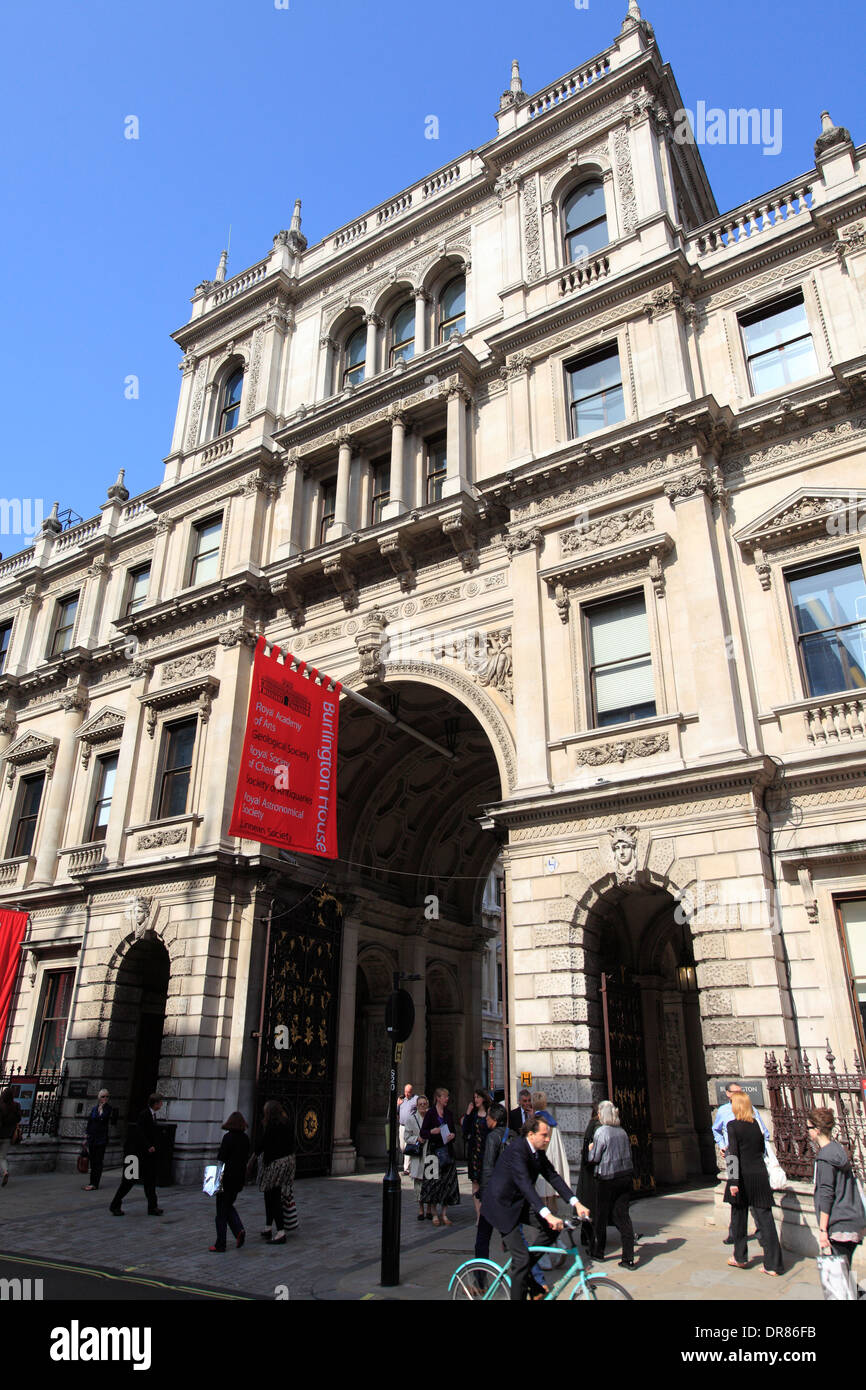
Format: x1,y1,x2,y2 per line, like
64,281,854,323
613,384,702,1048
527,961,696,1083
109,1094,164,1216
508,1088,534,1134
481,1115,590,1301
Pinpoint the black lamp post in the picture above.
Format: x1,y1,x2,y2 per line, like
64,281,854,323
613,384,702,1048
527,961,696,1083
381,973,417,1287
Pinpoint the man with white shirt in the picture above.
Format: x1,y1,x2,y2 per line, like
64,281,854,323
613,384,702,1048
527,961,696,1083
480,1116,590,1301
398,1083,417,1175
712,1082,769,1246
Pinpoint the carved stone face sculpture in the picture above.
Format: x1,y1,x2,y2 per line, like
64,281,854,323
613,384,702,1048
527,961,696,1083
124,895,150,938
609,827,638,882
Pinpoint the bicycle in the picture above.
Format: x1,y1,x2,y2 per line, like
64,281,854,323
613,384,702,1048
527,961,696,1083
448,1220,633,1300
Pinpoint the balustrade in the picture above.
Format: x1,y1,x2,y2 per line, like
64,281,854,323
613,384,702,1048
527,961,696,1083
693,182,813,256
804,695,866,745
526,58,610,119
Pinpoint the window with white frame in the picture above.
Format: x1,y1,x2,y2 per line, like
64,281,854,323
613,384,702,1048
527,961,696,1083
156,717,197,819
319,478,337,544
567,345,625,437
189,516,222,586
585,590,656,728
370,457,390,525
87,752,119,842
739,291,818,395
125,565,150,615
835,898,866,1060
563,180,608,263
50,593,79,657
218,368,244,435
9,772,45,857
785,554,866,698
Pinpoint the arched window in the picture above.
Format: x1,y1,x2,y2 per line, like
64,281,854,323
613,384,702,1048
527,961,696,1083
563,181,608,263
342,326,366,387
438,275,466,342
219,368,243,435
389,302,415,366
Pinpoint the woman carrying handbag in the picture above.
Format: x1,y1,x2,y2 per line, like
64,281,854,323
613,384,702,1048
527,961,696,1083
809,1105,865,1299
209,1111,250,1253
724,1091,784,1275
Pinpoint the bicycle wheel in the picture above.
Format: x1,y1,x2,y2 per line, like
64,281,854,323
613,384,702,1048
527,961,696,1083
571,1273,633,1301
450,1259,510,1300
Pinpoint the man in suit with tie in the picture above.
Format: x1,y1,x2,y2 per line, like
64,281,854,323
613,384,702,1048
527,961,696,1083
481,1115,591,1300
109,1094,164,1216
508,1088,534,1134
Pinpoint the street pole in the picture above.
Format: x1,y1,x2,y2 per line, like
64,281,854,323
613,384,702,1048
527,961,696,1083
380,972,417,1288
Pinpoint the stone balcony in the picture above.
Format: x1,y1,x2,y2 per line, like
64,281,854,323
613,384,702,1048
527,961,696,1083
57,844,108,879
123,814,202,862
549,710,690,789
764,692,866,752
0,855,35,893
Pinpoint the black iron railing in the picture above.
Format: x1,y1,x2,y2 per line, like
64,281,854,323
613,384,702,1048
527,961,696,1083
0,1066,66,1137
765,1042,866,1182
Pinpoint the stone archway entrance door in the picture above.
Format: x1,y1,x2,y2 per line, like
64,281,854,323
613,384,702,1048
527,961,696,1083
594,884,715,1187
104,936,170,1129
333,674,512,1168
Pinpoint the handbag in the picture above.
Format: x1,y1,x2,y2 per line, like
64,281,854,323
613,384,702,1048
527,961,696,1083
763,1142,787,1191
404,1134,423,1157
437,1146,454,1170
77,1147,90,1174
816,1252,858,1301
202,1162,225,1197
11,1123,22,1146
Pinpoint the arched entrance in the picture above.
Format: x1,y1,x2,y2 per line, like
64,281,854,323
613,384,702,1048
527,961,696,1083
587,883,715,1186
103,937,170,1126
337,675,507,1164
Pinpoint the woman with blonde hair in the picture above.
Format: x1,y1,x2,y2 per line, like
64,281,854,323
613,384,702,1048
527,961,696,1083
724,1090,783,1275
587,1100,636,1268
419,1086,460,1226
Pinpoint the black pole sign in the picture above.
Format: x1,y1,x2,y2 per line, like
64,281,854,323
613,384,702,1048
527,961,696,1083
381,986,416,1286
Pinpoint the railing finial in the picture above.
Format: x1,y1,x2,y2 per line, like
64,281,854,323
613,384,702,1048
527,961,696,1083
213,248,228,285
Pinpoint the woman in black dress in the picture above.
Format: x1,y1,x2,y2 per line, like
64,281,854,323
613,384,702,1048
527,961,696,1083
724,1090,784,1275
253,1100,297,1244
210,1111,250,1252
462,1088,492,1219
420,1087,460,1226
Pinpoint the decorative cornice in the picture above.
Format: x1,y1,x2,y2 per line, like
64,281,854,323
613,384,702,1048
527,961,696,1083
573,732,670,766
140,675,220,737
543,531,674,620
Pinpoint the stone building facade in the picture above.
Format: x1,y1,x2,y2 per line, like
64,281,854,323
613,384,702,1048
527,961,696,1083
1,4,865,1186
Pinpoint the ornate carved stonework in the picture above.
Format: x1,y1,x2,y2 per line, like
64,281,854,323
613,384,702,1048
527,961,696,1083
245,326,264,414
76,706,125,768
60,686,89,714
562,506,653,554
522,177,542,281
218,626,258,649
124,894,152,937
612,128,638,234
3,731,58,786
161,648,217,684
185,363,206,451
499,352,532,383
835,222,866,263
663,471,721,505
130,658,154,680
434,628,513,703
136,829,188,851
608,825,639,883
354,607,389,682
503,528,543,558
574,733,669,766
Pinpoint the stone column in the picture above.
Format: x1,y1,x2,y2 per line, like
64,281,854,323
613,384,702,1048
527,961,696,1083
382,411,407,520
170,353,200,454
328,433,353,539
413,289,428,355
503,355,533,464
318,336,335,399
148,518,176,606
77,560,112,649
497,176,524,318
442,385,471,498
104,661,152,864
5,584,42,677
506,530,550,793
199,632,256,851
31,686,88,887
364,313,382,379
664,470,747,758
331,915,359,1175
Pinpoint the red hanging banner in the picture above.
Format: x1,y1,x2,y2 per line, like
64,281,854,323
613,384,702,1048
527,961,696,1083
0,908,28,1053
229,636,341,859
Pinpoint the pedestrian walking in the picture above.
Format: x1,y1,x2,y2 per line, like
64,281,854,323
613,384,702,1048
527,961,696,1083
419,1086,460,1225
474,1103,512,1267
587,1100,637,1269
109,1094,164,1216
398,1083,417,1175
723,1090,784,1276
462,1087,492,1218
209,1111,250,1253
712,1081,769,1246
809,1105,865,1295
253,1099,297,1244
403,1094,432,1219
82,1089,115,1191
0,1086,22,1188
577,1100,600,1249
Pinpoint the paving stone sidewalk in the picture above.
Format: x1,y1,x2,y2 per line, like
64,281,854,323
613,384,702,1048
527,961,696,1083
0,1166,824,1301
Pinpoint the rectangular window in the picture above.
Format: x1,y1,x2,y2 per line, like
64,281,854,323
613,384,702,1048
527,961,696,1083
0,621,11,674
157,717,196,819
126,565,151,615
32,969,75,1072
88,752,119,842
740,292,818,395
370,458,390,526
836,899,866,1059
319,479,337,544
786,556,866,698
189,516,222,586
586,591,656,727
426,437,447,504
567,345,625,437
50,594,79,656
11,773,45,857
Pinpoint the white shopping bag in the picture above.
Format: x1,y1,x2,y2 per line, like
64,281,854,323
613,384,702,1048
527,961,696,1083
202,1162,224,1197
816,1253,858,1300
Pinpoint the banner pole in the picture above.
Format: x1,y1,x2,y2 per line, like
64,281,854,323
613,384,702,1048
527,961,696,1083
279,651,457,762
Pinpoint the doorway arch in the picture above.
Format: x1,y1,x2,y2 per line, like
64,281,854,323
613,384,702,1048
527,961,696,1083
103,936,170,1128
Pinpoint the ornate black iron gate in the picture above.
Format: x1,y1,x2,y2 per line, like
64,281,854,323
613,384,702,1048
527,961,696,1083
600,967,654,1190
257,886,343,1177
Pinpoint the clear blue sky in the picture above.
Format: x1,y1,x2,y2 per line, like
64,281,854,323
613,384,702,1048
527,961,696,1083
1,0,863,555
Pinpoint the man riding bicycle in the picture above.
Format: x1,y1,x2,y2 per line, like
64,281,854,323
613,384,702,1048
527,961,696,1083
480,1115,591,1301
